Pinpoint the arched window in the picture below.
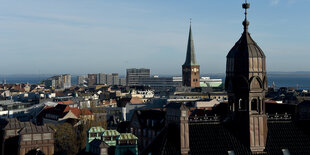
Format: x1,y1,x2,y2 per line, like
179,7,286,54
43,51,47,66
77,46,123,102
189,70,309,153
228,97,234,111
238,98,248,111
238,98,245,110
251,99,258,112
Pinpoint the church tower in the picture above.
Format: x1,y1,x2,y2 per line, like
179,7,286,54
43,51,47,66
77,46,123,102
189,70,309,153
182,21,200,87
225,1,268,153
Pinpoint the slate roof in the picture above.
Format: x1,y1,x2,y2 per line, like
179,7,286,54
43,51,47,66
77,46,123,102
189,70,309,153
265,121,310,155
161,124,181,155
132,109,166,130
19,125,54,134
144,102,310,154
0,118,34,130
142,120,310,155
226,21,265,59
189,123,251,155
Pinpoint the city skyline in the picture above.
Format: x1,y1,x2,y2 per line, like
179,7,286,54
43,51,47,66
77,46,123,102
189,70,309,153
0,0,309,75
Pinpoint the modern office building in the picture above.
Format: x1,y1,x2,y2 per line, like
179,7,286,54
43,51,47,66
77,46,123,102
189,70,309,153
62,74,71,89
88,74,97,87
119,78,126,86
137,76,181,88
44,74,71,89
112,73,119,85
106,74,113,86
97,73,107,85
126,68,150,86
97,73,119,86
77,75,87,86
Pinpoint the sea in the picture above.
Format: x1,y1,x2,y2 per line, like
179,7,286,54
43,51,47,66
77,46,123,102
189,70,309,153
1,73,310,89
211,73,310,89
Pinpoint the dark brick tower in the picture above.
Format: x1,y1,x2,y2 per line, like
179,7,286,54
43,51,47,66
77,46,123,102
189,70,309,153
182,21,200,87
225,1,268,153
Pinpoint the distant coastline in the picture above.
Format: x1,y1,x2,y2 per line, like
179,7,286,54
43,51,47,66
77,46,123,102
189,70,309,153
0,72,309,88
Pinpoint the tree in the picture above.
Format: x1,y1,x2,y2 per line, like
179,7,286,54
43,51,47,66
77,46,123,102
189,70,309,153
50,123,79,155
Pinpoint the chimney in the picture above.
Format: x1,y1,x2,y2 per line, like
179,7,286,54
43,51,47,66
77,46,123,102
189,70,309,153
180,104,190,155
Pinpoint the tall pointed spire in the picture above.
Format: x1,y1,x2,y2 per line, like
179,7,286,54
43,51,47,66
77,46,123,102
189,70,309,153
182,19,200,87
183,19,197,66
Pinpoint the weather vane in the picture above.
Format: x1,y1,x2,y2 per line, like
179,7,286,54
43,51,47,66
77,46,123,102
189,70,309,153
242,0,250,19
242,0,250,29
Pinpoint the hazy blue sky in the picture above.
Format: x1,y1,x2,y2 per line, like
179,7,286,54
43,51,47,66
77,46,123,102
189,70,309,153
0,0,309,75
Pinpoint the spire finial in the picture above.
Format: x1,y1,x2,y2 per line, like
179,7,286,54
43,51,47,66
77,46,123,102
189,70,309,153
190,18,192,25
242,0,250,30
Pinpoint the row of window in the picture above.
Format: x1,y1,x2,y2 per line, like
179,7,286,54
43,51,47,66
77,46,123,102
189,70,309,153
134,128,160,139
22,133,52,141
232,98,262,112
117,139,137,145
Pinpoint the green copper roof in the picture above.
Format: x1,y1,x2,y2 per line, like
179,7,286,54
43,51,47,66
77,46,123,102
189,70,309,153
183,24,198,66
200,82,207,87
116,133,138,140
101,130,120,137
88,126,105,133
200,82,223,88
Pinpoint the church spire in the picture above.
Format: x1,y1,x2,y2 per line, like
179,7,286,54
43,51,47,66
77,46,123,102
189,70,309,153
182,19,200,87
183,19,197,66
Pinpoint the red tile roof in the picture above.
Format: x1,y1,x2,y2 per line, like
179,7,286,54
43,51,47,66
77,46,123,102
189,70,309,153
130,97,143,104
69,108,92,118
36,104,92,124
58,100,74,105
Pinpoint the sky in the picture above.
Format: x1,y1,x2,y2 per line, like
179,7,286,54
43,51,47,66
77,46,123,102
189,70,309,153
0,0,309,76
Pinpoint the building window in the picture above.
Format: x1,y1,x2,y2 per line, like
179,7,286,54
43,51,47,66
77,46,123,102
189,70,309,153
33,134,42,140
251,98,259,112
105,136,111,141
239,98,247,110
238,99,242,110
43,133,52,140
148,130,152,138
91,133,97,137
6,130,16,136
23,134,32,141
143,129,147,137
